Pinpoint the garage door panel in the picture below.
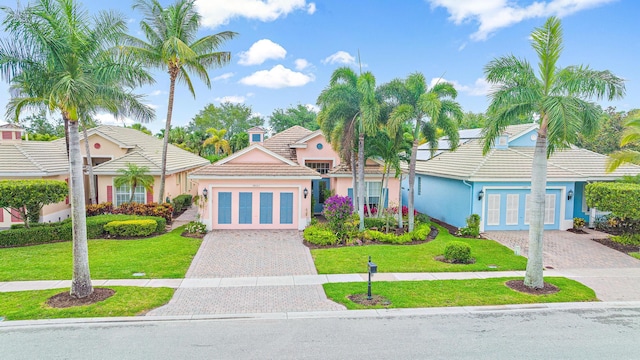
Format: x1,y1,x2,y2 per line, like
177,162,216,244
484,189,561,230
212,187,298,229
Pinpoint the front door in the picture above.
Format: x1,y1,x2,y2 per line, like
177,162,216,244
312,178,330,213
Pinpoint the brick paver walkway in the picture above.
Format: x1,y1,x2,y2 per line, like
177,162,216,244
483,229,640,269
147,230,344,316
186,230,318,278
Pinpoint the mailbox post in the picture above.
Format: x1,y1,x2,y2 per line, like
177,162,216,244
367,255,377,300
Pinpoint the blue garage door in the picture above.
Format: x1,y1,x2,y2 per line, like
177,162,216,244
218,192,232,224
484,189,560,230
260,192,273,224
280,192,293,224
239,192,252,224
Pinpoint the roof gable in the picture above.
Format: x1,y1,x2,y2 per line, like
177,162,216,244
217,144,297,166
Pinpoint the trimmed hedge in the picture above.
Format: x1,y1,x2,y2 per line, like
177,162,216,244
172,194,193,214
303,225,338,246
104,220,158,237
444,241,472,263
0,214,166,248
363,223,431,244
86,202,173,223
585,182,640,220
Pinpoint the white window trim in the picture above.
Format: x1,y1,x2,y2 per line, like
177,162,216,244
114,184,146,207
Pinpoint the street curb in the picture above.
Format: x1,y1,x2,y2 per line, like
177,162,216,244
3,301,640,329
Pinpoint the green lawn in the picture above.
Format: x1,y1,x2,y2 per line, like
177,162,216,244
631,252,640,260
0,286,174,321
324,277,597,310
0,227,202,281
311,226,527,274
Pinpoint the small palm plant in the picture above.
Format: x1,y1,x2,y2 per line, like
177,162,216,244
114,163,155,203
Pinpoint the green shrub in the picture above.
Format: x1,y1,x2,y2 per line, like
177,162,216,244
573,217,586,229
0,214,166,247
322,195,353,239
172,194,193,214
586,182,640,220
303,225,338,246
458,214,481,237
611,234,640,246
444,241,472,263
364,217,386,229
362,223,431,244
184,221,207,235
416,212,430,224
104,220,158,237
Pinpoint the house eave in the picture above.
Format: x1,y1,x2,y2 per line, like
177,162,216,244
189,175,322,180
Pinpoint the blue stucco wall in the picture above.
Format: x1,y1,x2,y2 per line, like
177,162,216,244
403,175,471,228
508,129,538,147
573,182,590,220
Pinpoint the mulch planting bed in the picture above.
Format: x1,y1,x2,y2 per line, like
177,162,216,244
348,294,392,307
505,280,559,295
567,228,589,234
47,288,115,308
303,227,439,249
592,237,640,255
434,255,476,264
180,231,206,239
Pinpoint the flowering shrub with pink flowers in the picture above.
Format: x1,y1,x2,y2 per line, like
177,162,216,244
387,205,418,217
322,195,353,237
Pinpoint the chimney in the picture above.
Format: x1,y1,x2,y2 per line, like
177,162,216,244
247,126,266,145
0,123,23,144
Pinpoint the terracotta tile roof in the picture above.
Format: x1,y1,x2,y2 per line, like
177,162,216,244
262,125,312,161
190,163,321,178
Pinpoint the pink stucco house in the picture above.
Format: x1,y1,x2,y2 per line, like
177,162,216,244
0,124,208,227
190,126,401,230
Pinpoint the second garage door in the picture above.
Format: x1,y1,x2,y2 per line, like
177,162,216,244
212,188,299,229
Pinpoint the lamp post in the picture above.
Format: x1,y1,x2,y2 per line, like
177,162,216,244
367,256,377,300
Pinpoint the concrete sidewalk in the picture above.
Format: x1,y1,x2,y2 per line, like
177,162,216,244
3,268,640,302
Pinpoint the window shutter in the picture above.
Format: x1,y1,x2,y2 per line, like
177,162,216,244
239,192,253,224
487,194,501,226
544,194,556,224
260,192,273,224
146,187,154,204
10,208,21,223
107,185,113,203
506,194,519,225
280,192,293,224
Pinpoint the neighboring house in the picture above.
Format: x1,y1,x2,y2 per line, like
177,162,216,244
406,123,640,232
76,125,209,206
0,124,209,227
0,124,70,226
190,126,401,230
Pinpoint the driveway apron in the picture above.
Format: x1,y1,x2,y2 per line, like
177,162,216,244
484,229,640,301
147,230,344,316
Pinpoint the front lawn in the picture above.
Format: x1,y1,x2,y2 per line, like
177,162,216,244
0,227,201,281
311,226,527,274
324,277,596,310
0,286,174,321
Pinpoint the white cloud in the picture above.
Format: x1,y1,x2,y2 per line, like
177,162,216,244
213,72,235,81
305,104,319,113
239,65,314,89
147,103,159,110
238,39,287,66
429,77,492,96
149,90,166,96
427,0,616,41
322,51,356,65
94,113,134,126
307,2,316,14
195,0,315,28
214,95,246,104
294,58,311,70
457,42,467,51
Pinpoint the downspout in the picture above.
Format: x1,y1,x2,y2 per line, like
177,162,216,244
462,180,473,215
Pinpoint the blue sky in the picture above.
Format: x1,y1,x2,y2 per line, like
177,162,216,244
0,0,638,134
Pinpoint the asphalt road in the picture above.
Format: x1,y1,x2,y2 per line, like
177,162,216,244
2,306,640,359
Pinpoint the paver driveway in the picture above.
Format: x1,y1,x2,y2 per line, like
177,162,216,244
484,229,640,301
148,230,344,316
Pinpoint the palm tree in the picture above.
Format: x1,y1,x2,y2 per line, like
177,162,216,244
114,163,155,203
607,114,640,171
203,128,231,156
125,0,237,203
317,67,380,231
382,73,463,231
483,16,625,289
1,0,154,298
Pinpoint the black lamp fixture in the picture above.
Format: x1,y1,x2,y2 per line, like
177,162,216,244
478,190,485,201
567,189,574,201
303,187,309,199
202,188,208,200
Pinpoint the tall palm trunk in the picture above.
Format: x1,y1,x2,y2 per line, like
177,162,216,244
397,173,403,229
83,125,96,204
524,123,549,289
158,67,178,203
351,151,358,211
407,138,419,232
358,132,366,231
68,118,92,298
